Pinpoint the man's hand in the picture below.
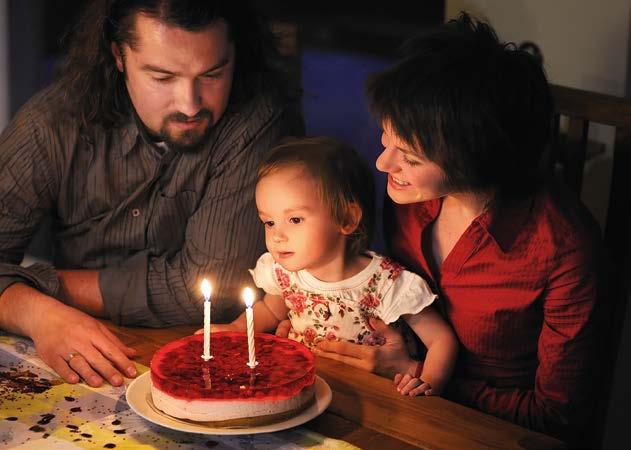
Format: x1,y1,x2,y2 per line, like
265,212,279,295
1,283,137,387
31,301,137,387
313,317,416,378
194,323,240,334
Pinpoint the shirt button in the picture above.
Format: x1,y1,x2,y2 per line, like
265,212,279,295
131,208,141,217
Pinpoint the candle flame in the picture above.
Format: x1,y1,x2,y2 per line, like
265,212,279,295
243,287,255,308
201,279,212,300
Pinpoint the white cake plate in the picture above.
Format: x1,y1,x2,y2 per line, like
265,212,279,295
126,372,332,435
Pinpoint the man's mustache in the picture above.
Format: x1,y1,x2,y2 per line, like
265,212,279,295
166,110,212,123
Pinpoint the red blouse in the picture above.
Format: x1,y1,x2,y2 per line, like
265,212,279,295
385,188,601,440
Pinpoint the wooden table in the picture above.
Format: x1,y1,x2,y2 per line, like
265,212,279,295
109,321,565,450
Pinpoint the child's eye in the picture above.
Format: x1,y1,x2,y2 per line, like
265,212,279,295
289,217,303,224
262,220,274,228
403,154,422,167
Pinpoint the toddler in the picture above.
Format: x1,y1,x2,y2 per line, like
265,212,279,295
209,136,458,396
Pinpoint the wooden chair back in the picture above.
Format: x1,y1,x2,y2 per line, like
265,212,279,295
548,83,631,448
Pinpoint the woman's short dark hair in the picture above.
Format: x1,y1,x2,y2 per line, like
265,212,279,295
367,12,554,199
258,136,376,256
56,0,295,129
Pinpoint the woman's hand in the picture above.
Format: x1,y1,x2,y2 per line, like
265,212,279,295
313,317,416,378
30,301,137,388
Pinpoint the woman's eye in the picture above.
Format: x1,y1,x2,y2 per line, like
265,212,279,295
403,155,422,166
263,221,274,228
289,217,303,224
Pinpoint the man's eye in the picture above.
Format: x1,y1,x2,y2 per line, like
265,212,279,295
289,217,303,224
154,77,173,83
202,72,222,80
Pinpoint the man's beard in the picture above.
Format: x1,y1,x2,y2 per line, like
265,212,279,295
158,110,213,152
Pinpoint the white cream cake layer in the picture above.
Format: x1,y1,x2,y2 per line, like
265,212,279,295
151,381,315,421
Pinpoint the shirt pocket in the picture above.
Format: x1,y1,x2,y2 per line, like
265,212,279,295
146,190,198,255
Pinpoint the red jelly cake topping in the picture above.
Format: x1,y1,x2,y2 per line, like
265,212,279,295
151,332,315,401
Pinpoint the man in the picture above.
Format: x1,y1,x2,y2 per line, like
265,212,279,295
0,0,303,388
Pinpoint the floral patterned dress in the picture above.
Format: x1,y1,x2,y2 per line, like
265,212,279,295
249,251,437,349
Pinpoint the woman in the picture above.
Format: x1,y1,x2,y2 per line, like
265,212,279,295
303,13,602,443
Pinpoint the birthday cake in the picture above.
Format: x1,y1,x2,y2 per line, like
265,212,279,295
150,332,316,425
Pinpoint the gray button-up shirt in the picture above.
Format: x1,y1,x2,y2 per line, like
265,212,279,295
0,85,304,326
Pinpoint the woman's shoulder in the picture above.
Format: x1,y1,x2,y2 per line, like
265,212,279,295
534,182,601,244
491,183,602,266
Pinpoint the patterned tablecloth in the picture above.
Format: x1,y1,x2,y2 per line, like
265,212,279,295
0,332,358,449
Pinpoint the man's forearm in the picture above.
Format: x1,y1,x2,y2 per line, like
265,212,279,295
57,270,107,317
0,283,60,337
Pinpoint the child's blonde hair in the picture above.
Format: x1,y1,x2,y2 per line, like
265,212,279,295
258,136,375,255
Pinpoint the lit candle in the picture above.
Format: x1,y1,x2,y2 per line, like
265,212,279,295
243,287,258,369
201,279,213,361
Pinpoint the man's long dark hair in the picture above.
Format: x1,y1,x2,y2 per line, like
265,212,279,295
56,0,293,130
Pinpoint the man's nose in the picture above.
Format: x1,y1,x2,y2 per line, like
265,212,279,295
176,80,202,117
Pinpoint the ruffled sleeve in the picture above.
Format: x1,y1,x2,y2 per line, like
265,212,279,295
377,270,437,324
248,252,282,295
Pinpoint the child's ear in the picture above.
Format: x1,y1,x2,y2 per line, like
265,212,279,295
341,203,362,235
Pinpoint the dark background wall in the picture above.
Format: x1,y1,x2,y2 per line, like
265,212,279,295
7,0,444,113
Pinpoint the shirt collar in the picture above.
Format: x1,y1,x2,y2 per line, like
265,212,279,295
415,195,535,254
113,114,141,158
475,194,536,253
117,105,173,158
410,198,441,227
